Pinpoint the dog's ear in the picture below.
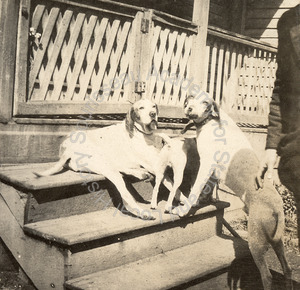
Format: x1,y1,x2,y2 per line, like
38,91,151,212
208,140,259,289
211,101,220,120
125,107,138,138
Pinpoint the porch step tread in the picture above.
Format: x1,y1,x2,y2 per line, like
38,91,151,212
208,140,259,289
65,235,249,290
24,201,230,246
0,163,105,191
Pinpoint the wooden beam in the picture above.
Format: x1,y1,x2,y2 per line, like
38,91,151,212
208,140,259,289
13,0,31,115
0,195,66,289
0,0,19,122
190,0,210,91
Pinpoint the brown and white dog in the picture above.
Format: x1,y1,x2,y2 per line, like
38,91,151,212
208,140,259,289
34,99,166,220
172,95,292,290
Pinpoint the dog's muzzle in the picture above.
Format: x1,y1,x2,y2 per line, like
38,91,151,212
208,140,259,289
148,119,158,130
185,113,199,120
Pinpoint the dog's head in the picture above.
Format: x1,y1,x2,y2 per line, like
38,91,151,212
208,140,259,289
183,94,220,124
125,99,159,137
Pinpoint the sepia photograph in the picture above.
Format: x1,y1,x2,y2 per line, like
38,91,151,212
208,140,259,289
0,0,300,289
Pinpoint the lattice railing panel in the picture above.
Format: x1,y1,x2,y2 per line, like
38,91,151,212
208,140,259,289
147,23,194,106
205,29,277,124
28,3,133,103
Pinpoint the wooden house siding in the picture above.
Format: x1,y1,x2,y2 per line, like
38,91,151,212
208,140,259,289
244,0,299,47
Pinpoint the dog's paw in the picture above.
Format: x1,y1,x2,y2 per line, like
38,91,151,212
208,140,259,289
139,209,155,220
150,203,158,210
164,203,173,213
142,212,156,220
171,206,188,217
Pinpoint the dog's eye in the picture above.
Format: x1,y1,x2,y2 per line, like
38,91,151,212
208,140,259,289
203,101,209,106
139,106,144,110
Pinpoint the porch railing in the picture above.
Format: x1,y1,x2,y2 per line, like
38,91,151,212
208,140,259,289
14,0,277,126
206,26,277,125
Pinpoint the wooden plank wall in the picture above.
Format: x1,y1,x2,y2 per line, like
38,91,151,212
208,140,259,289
244,0,299,47
117,0,231,30
209,0,230,30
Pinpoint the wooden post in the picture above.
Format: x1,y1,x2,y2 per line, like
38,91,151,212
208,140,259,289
190,0,210,91
229,0,247,34
139,10,153,100
0,0,20,122
14,0,31,115
127,11,143,103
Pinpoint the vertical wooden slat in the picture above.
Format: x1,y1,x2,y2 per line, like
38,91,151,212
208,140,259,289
215,43,225,104
228,43,238,111
138,10,153,100
242,47,251,114
208,40,218,97
203,43,210,93
126,11,143,103
13,0,30,116
236,46,243,112
220,42,230,110
191,0,210,90
0,0,19,121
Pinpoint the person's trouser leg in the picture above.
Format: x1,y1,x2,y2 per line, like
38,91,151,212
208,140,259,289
278,155,300,248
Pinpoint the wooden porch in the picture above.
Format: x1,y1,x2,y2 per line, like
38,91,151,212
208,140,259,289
0,0,279,163
0,0,295,289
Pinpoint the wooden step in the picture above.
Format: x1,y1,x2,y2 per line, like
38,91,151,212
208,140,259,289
24,201,230,247
0,163,154,223
24,201,230,280
65,235,250,290
0,163,105,191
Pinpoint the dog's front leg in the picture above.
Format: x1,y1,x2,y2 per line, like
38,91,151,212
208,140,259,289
88,161,155,220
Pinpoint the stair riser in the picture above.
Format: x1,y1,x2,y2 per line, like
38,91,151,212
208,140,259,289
67,210,223,280
26,181,159,223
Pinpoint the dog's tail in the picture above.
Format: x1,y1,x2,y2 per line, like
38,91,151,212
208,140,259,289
272,210,285,242
33,156,69,177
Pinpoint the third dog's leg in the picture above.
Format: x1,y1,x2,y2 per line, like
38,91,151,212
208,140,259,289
249,242,272,290
272,239,293,290
151,171,165,209
165,160,186,213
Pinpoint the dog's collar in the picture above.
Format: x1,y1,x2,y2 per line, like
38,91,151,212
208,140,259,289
194,116,214,129
134,125,154,135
